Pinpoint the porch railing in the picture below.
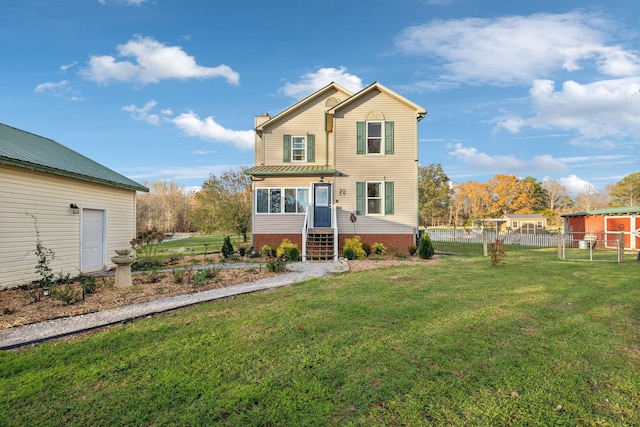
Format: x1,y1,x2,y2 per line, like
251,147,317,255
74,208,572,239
301,205,338,261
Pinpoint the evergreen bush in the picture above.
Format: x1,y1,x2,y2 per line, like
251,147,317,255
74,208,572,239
418,233,435,259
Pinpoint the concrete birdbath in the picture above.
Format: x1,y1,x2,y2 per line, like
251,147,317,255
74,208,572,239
111,249,136,288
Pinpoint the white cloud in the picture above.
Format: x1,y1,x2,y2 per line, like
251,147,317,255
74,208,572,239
395,11,640,86
558,174,595,196
121,101,252,149
496,77,640,143
172,111,254,150
122,100,164,125
34,80,84,101
448,143,568,173
279,67,364,99
60,61,77,71
80,35,239,85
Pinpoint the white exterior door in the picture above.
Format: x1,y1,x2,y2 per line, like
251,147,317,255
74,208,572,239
82,209,105,272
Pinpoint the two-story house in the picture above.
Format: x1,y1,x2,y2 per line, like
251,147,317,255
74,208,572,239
245,82,427,260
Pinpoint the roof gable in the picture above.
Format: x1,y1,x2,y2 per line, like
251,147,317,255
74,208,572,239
0,123,148,192
327,81,427,119
256,82,353,133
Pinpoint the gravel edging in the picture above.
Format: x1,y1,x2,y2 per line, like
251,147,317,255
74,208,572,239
0,260,348,350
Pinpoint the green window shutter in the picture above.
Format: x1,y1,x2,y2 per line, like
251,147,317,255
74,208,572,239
307,134,315,162
356,122,365,154
385,121,394,154
356,182,365,215
283,134,291,163
385,181,394,215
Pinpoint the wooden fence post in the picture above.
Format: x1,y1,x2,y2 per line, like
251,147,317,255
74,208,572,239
619,233,625,263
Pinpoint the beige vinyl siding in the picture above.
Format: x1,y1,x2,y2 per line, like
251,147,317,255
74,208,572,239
261,88,348,167
333,90,419,234
1,166,137,289
252,177,316,235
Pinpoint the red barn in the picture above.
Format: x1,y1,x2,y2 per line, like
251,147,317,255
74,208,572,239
562,206,640,251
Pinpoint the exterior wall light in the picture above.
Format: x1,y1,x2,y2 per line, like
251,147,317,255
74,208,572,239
69,203,80,214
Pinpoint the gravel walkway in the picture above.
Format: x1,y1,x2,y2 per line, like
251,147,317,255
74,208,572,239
0,260,348,350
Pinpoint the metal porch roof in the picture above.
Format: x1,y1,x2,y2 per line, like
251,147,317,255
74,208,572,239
244,165,337,176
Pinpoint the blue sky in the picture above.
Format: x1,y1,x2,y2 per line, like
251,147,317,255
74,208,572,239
2,0,639,196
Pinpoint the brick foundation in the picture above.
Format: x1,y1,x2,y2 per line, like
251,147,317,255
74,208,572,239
253,233,415,255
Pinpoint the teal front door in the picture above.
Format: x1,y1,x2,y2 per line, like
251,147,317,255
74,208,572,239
313,183,331,227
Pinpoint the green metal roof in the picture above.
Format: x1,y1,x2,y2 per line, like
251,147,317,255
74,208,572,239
245,165,337,176
0,123,148,192
562,206,640,217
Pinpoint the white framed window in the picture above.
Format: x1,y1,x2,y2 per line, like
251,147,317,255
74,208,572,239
366,122,382,154
367,182,383,215
537,220,543,228
257,187,308,214
292,136,306,162
512,220,518,228
284,188,309,213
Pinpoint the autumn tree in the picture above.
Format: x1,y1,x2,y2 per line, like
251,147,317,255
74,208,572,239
487,174,536,216
610,172,640,206
451,181,493,225
136,180,195,232
418,164,453,226
190,166,252,242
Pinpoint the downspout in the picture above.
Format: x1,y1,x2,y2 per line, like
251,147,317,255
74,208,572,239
415,112,426,243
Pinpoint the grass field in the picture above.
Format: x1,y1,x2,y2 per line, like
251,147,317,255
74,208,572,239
1,243,638,426
152,234,248,259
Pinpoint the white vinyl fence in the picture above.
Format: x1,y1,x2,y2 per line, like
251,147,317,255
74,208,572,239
426,229,559,247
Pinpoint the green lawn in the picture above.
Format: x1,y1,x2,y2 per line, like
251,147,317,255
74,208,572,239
155,234,248,258
1,244,638,426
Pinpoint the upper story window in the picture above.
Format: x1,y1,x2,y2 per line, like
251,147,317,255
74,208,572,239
283,134,315,163
367,122,382,154
291,136,306,162
357,120,394,155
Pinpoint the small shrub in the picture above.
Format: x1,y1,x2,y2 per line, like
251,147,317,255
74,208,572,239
372,242,387,256
221,236,234,259
261,245,273,258
192,270,209,286
172,269,186,284
343,236,367,260
361,242,372,257
142,268,160,284
238,246,247,257
266,259,286,273
51,284,81,305
408,243,418,256
418,233,435,259
204,266,221,279
490,237,507,266
130,227,165,265
79,275,98,294
343,247,357,260
276,239,300,261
